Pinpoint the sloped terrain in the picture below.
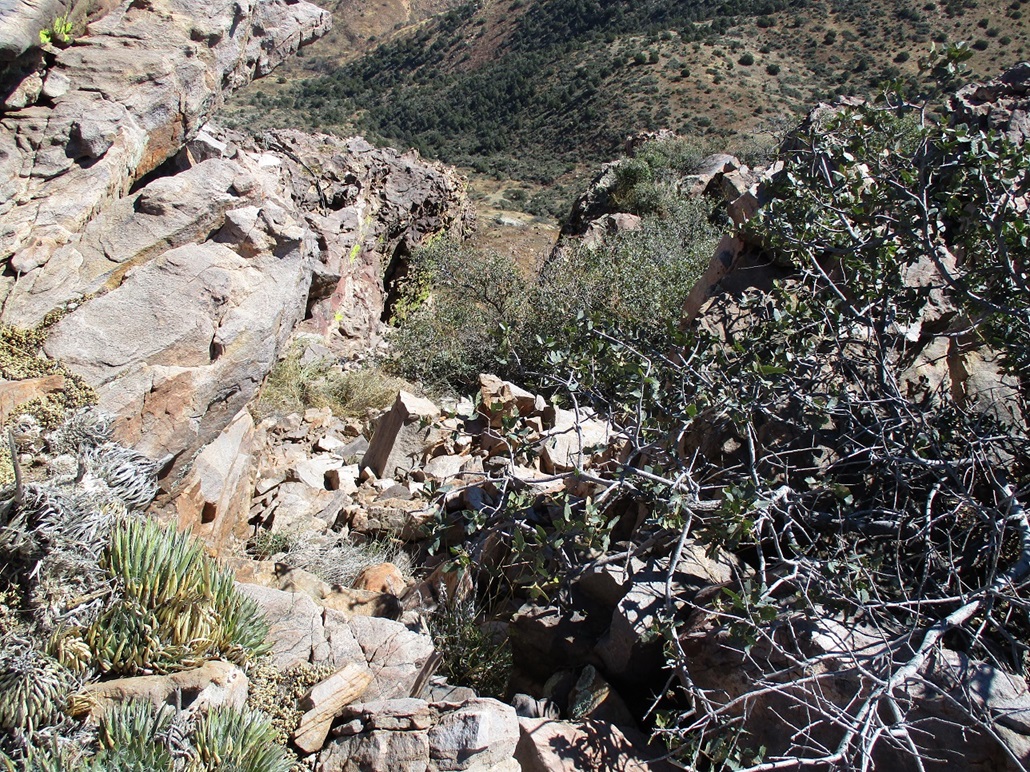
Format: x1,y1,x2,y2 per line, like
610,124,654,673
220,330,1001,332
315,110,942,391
223,0,1030,185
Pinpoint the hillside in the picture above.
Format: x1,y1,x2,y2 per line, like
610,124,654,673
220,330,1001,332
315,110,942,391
222,0,1030,190
2,0,1029,768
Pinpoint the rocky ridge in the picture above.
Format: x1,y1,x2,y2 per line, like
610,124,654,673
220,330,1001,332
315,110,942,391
1,2,1029,771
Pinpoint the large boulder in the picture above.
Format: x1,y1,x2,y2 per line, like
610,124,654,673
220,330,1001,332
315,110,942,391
362,391,444,480
173,410,259,553
235,584,330,669
14,121,471,518
515,717,668,771
43,240,308,483
252,130,475,354
0,0,331,265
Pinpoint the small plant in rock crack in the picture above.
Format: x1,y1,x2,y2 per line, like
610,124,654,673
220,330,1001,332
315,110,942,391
427,591,512,700
38,16,73,47
247,529,296,561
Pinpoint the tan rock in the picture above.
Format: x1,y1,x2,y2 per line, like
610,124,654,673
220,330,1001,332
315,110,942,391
352,562,406,595
296,455,345,490
427,698,520,770
478,373,540,427
0,0,331,265
174,410,256,554
231,561,397,619
348,615,436,701
422,453,467,481
539,408,613,474
0,375,65,425
71,660,247,721
361,391,442,479
235,583,330,668
293,662,374,754
362,498,432,540
320,586,399,619
580,212,642,249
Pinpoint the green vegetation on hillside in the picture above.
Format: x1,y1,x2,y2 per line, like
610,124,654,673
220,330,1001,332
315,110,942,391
224,0,1028,183
393,50,1030,766
388,137,722,391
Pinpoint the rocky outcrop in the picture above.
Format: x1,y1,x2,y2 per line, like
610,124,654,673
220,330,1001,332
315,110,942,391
317,697,521,772
0,3,472,517
0,0,331,266
951,61,1030,146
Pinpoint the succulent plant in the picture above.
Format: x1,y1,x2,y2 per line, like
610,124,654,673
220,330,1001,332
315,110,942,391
46,628,92,677
96,699,176,769
246,659,336,744
45,410,111,455
82,443,162,512
78,518,269,676
188,705,293,772
0,644,77,738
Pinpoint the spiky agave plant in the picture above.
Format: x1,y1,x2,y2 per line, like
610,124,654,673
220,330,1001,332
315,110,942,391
74,518,269,676
188,706,293,772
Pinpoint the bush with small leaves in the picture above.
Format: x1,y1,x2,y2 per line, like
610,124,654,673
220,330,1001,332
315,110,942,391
428,593,512,699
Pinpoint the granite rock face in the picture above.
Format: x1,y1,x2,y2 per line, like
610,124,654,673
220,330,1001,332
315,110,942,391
0,0,331,265
1,1,472,545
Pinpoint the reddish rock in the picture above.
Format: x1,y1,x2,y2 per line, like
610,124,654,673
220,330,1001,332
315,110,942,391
353,563,407,596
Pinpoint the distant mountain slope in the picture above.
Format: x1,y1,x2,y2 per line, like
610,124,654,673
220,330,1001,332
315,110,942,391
223,0,1027,182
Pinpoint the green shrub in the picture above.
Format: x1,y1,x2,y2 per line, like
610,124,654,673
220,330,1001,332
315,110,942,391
388,183,718,395
738,52,755,65
428,594,511,699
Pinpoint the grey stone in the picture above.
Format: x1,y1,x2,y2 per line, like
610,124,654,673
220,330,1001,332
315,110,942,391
317,728,430,772
235,584,329,668
324,609,368,668
362,391,443,479
43,241,310,485
348,615,436,701
427,698,520,771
